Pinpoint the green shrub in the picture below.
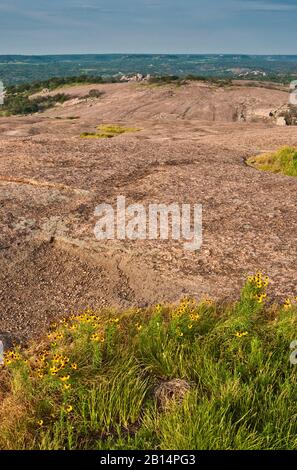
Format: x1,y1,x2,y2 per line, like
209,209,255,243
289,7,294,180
3,92,71,115
86,89,104,98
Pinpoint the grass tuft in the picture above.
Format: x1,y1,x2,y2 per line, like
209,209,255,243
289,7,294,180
247,146,297,177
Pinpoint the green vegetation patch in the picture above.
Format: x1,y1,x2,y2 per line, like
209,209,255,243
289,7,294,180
80,124,140,139
5,75,119,95
247,146,297,177
1,274,297,450
2,92,71,116
1,74,109,116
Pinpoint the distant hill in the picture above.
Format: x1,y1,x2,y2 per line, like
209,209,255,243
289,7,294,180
1,54,297,85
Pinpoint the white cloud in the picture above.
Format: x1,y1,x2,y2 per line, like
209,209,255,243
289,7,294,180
234,0,297,11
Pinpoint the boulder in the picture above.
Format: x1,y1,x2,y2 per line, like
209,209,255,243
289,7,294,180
276,116,287,126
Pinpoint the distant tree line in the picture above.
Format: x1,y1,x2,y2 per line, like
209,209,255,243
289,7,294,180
4,73,235,96
5,75,120,95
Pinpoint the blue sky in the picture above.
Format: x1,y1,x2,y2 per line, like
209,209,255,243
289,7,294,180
0,0,296,54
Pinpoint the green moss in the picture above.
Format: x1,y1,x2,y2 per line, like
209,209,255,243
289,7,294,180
98,124,140,134
80,132,111,139
80,124,140,139
247,146,297,177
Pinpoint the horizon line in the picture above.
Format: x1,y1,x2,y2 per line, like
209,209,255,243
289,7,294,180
1,53,297,57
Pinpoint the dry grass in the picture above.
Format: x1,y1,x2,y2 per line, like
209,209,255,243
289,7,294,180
154,379,192,411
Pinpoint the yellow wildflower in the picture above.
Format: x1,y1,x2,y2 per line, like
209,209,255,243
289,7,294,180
284,298,292,310
91,333,104,343
189,313,200,322
235,331,248,338
60,375,70,382
91,333,99,342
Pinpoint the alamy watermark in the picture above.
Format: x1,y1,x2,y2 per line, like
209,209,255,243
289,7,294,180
0,340,3,365
289,340,297,365
94,196,202,252
0,80,4,105
289,81,297,105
